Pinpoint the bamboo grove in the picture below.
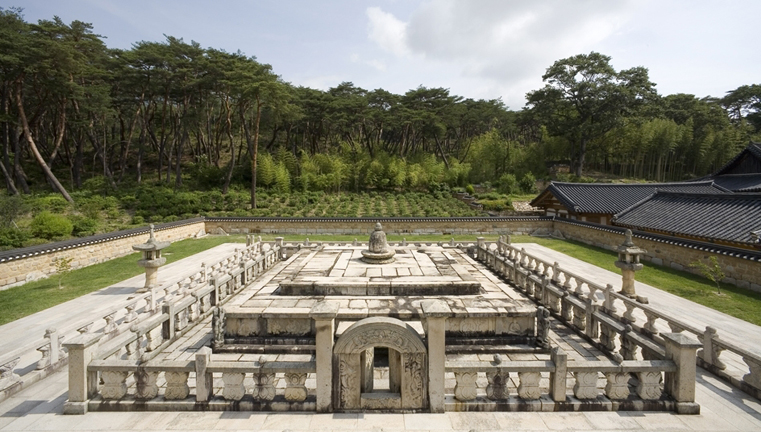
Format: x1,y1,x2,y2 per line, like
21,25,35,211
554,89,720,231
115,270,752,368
1,9,760,206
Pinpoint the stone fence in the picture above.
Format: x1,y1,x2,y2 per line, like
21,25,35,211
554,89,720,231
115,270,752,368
474,237,761,403
0,218,205,290
0,240,280,405
2,216,759,292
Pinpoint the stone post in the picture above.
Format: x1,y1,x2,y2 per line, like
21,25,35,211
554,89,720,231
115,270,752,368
549,346,567,402
275,237,284,259
422,299,451,413
662,332,701,414
310,301,339,413
195,346,213,402
63,333,101,414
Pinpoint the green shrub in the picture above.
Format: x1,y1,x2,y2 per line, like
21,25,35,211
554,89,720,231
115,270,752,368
131,215,145,225
33,195,70,213
519,172,537,194
30,211,73,240
0,195,26,228
71,216,99,237
465,184,475,195
497,173,518,194
0,228,29,250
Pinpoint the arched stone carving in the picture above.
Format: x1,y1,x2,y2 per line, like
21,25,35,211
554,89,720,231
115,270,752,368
333,317,427,411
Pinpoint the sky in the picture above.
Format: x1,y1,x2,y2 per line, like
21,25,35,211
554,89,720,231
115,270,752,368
3,0,759,110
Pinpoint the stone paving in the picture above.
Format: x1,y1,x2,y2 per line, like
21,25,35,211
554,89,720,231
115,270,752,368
2,241,761,430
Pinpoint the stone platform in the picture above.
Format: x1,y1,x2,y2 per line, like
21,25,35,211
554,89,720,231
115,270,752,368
277,246,482,296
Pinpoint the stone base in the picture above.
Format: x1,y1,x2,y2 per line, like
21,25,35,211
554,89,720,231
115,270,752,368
360,392,402,410
676,401,701,415
444,395,680,413
63,401,88,415
361,249,396,264
87,395,316,412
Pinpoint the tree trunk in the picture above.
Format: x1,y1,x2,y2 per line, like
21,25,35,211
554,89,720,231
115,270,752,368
15,80,73,203
251,97,262,209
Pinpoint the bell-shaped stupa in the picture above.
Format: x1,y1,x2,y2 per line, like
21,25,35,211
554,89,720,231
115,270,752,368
361,223,396,264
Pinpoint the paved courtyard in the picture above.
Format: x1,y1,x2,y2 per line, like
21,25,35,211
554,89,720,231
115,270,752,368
1,241,761,430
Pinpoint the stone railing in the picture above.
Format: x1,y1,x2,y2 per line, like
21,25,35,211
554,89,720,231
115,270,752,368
446,345,694,413
85,350,315,409
0,240,279,403
61,240,282,414
473,236,761,401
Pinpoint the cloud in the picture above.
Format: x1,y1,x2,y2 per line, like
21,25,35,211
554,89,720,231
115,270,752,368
366,6,411,57
365,1,638,106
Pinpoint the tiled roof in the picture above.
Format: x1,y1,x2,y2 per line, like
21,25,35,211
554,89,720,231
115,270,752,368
710,173,761,192
713,142,761,176
613,192,761,246
530,181,729,215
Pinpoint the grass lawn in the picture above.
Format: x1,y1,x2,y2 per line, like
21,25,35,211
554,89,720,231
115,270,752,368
512,235,761,326
0,235,246,325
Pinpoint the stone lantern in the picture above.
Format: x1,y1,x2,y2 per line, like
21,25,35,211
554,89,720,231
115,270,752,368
132,224,170,293
614,229,646,298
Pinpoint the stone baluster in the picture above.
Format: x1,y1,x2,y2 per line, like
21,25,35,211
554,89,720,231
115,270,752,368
284,373,308,401
643,311,659,336
454,372,478,401
698,326,726,370
622,302,636,324
636,371,663,400
253,364,276,401
135,368,159,399
100,370,129,400
163,285,173,303
620,325,639,360
588,283,599,301
604,372,630,399
551,262,560,284
517,372,541,399
124,303,137,323
36,345,50,370
668,322,685,333
0,357,20,392
164,371,190,400
662,333,701,414
599,322,617,353
562,273,573,293
104,311,118,335
573,371,598,399
561,293,573,323
574,278,585,296
222,372,246,400
572,303,586,331
200,262,207,283
144,325,163,352
603,284,617,314
145,291,155,313
486,355,509,400
585,297,599,339
77,323,93,335
520,248,529,268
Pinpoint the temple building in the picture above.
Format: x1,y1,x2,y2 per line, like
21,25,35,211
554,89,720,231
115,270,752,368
529,181,728,224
